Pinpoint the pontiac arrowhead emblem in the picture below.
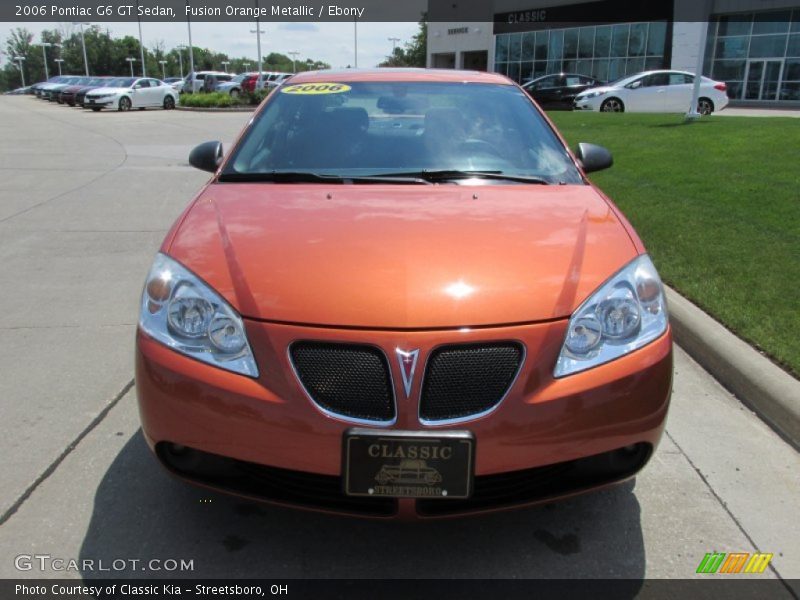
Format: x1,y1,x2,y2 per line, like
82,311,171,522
395,348,420,398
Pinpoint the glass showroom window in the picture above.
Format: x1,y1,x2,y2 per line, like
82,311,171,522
707,9,800,102
494,21,667,84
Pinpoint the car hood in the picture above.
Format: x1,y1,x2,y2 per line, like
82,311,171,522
166,184,638,328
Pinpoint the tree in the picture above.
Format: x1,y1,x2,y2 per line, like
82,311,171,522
3,28,36,88
379,14,427,68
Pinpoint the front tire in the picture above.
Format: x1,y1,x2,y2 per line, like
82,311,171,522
230,88,240,98
118,97,132,112
163,95,175,110
698,97,714,115
600,97,625,112
91,107,101,112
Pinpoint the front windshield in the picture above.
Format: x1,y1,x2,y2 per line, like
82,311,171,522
225,81,582,184
231,74,247,83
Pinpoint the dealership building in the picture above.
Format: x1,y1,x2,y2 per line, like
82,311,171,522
426,0,800,104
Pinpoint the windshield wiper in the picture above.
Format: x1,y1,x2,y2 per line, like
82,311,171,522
371,170,551,185
218,171,430,184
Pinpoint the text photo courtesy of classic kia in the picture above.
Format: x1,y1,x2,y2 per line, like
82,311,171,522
135,69,672,519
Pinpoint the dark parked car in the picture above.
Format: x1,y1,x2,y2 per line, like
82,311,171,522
522,73,604,110
60,77,108,106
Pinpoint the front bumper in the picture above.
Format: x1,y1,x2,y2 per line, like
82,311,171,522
573,96,602,111
84,97,115,107
136,320,672,518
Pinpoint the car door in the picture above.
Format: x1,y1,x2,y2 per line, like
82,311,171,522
663,73,694,112
148,79,165,106
626,73,667,112
130,79,150,107
529,75,564,108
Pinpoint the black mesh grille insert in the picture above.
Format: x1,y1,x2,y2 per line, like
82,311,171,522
290,342,395,422
420,342,523,422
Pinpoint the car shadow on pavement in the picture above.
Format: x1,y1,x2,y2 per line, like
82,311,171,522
79,431,646,586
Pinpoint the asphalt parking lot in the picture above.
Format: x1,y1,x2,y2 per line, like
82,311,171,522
0,97,797,586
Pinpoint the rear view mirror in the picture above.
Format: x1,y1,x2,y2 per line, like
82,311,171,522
575,142,613,174
189,141,223,173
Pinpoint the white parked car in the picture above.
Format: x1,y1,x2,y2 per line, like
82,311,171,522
573,70,729,114
84,77,178,112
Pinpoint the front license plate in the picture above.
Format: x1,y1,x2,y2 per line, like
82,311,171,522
343,429,474,499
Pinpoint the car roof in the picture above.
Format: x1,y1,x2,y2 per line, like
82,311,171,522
288,68,513,85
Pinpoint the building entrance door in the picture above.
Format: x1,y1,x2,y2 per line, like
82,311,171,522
745,60,783,101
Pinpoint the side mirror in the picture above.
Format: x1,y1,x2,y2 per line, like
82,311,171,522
576,142,613,174
189,141,223,173
627,80,642,89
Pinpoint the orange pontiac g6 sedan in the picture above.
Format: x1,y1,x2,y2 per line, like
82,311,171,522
136,69,672,519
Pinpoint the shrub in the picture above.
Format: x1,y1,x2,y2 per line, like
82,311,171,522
179,91,233,108
178,88,272,109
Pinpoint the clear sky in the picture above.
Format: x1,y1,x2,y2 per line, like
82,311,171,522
0,20,420,70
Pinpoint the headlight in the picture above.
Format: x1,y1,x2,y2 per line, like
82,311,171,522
139,253,258,377
580,90,606,100
554,255,668,378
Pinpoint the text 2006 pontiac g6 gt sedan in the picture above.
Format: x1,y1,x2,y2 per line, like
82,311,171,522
136,69,672,519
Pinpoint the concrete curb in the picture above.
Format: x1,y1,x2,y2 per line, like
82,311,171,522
666,287,800,450
176,105,255,113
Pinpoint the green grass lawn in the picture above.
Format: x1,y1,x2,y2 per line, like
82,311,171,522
549,112,800,377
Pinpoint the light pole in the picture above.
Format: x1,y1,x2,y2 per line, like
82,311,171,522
250,25,265,88
221,61,230,73
243,62,251,71
287,51,299,73
126,57,137,77
38,42,54,80
686,0,712,121
176,45,185,79
135,0,146,76
73,22,91,76
388,37,400,54
185,1,195,92
13,56,26,87
54,58,64,76
159,60,167,79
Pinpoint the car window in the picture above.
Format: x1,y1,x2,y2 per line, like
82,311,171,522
226,81,583,184
531,76,556,90
644,73,670,87
565,76,582,87
136,80,151,88
626,77,646,89
669,73,693,85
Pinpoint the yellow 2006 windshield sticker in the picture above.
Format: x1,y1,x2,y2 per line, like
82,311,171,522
281,82,351,95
